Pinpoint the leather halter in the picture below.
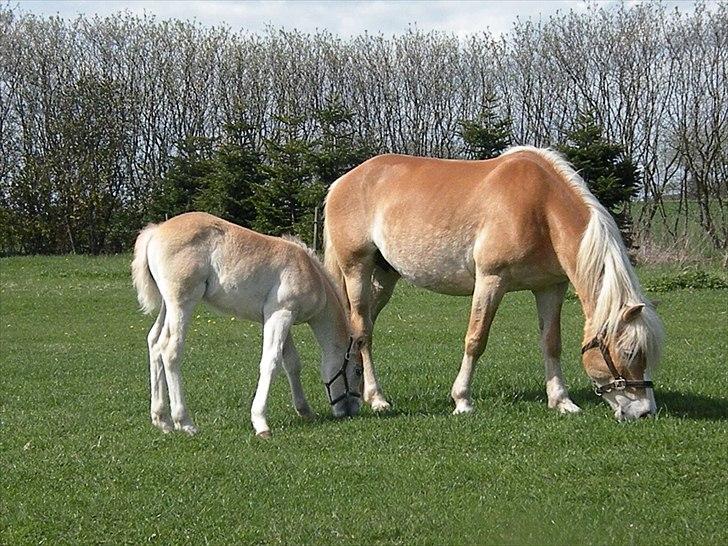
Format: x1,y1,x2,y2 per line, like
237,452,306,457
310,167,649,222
581,332,653,396
324,337,362,406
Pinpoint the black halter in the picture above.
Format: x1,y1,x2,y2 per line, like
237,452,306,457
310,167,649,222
324,337,362,406
581,332,653,396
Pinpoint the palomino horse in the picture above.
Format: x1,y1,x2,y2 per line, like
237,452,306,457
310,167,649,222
324,146,664,421
132,212,362,437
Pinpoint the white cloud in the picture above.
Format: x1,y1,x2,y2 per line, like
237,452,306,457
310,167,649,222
14,0,702,37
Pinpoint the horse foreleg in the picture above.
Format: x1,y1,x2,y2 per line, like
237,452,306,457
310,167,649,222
534,283,581,414
148,302,173,432
344,261,391,412
451,274,506,415
281,334,315,420
251,310,292,437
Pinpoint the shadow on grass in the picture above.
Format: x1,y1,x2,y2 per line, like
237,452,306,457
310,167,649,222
510,386,728,421
332,386,728,422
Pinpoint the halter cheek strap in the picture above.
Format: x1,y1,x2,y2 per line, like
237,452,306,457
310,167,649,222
324,336,363,406
581,335,654,396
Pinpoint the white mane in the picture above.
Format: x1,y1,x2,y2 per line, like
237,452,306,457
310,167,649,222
503,146,664,371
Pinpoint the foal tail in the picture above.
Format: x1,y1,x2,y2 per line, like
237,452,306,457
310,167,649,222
131,223,162,315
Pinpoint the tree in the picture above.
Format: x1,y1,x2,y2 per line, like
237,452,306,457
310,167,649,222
458,94,512,159
558,112,640,249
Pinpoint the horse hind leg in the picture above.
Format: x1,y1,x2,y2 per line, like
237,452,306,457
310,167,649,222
159,296,200,435
534,282,581,414
281,334,315,420
148,302,173,432
451,274,506,415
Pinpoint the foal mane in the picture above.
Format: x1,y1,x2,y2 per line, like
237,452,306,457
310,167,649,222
281,235,350,321
503,146,664,371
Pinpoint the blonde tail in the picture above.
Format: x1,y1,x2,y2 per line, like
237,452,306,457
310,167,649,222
131,223,161,315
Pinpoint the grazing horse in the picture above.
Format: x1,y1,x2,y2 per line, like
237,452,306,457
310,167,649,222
324,146,664,421
132,212,362,437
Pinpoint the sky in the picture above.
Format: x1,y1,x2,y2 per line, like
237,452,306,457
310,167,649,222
13,0,703,37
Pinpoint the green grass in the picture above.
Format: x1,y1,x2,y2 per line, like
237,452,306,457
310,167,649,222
1,256,726,544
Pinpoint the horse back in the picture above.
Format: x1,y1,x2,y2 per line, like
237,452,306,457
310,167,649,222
150,212,326,321
326,152,590,292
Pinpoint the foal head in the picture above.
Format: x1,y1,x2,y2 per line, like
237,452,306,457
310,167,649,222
582,303,663,421
324,337,364,418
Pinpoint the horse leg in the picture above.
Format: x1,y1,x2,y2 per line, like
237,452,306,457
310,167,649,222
534,282,581,414
148,302,172,432
343,260,390,412
451,274,506,414
281,333,315,420
251,310,293,437
362,266,400,405
159,300,198,435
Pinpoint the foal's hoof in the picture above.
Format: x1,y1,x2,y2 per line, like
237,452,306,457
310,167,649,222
297,410,317,422
151,415,174,433
452,401,474,415
174,421,198,436
256,430,272,439
370,399,392,413
556,400,582,414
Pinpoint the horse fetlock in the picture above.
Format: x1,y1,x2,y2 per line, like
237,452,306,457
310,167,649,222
174,420,198,436
151,413,173,433
366,392,391,412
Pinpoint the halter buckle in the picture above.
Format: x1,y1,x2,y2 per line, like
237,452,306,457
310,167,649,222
612,378,627,391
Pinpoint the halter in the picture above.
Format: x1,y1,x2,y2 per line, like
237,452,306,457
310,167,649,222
581,331,653,396
324,336,363,406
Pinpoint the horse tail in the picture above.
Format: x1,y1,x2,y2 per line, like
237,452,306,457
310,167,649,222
131,223,162,315
322,205,349,310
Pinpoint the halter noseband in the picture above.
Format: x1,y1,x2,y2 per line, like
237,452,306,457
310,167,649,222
581,332,653,396
324,336,362,406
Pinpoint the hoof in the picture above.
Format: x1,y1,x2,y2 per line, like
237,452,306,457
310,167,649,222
370,399,392,413
256,430,272,439
554,399,582,414
452,401,474,415
174,421,198,436
152,415,174,433
298,410,317,422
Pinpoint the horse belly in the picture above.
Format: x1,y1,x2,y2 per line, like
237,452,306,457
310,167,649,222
379,240,475,295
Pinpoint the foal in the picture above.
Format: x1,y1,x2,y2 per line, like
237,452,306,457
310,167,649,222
132,212,362,437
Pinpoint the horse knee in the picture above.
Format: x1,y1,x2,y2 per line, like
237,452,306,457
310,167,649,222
464,334,485,358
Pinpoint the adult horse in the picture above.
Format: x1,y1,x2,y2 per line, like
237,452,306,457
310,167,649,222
323,146,663,421
132,212,362,437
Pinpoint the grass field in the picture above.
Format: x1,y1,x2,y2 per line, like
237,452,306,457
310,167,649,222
1,255,727,544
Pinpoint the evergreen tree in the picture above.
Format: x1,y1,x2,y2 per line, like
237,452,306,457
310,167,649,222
251,114,316,240
459,95,511,159
149,124,264,227
558,112,640,249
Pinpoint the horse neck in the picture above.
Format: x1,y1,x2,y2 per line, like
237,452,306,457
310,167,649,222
308,280,350,379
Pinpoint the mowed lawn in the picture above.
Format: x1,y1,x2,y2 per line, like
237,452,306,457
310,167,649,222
1,256,726,545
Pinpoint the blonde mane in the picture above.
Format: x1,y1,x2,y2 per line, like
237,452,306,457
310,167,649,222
503,146,664,371
281,235,350,320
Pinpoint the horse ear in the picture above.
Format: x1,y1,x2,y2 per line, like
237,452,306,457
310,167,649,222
621,303,645,323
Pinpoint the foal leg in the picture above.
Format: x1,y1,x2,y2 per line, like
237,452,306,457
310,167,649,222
534,282,581,414
251,310,293,437
148,302,172,432
343,260,390,412
281,334,315,420
451,274,506,415
160,301,198,435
